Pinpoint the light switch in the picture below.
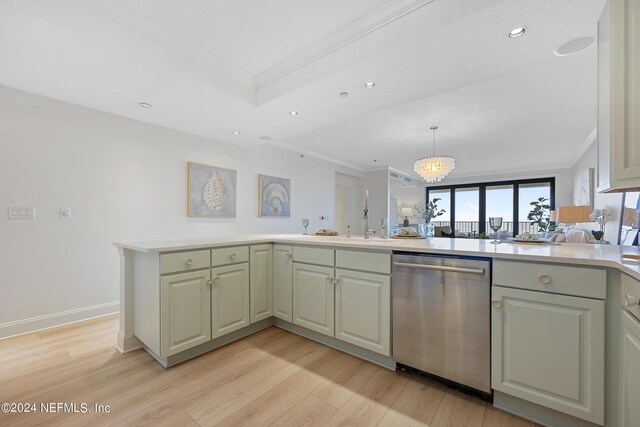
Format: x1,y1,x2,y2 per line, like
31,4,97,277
8,206,36,219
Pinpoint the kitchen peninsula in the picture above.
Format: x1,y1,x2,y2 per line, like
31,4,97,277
115,234,640,427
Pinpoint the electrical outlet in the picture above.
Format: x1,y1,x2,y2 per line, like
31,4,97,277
8,206,36,219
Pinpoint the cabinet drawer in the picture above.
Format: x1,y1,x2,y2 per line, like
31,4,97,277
160,250,210,275
211,246,249,266
293,246,334,266
336,250,390,275
493,260,606,300
622,274,640,320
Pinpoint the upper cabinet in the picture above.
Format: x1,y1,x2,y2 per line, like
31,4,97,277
597,0,640,192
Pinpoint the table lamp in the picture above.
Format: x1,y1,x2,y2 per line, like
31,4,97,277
400,207,412,227
557,206,591,228
557,205,593,243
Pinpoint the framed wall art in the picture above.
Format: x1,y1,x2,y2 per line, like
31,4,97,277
187,162,237,217
574,167,593,207
258,174,291,217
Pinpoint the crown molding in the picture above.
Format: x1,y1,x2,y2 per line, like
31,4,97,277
255,0,434,89
74,0,434,101
266,140,366,172
571,127,597,166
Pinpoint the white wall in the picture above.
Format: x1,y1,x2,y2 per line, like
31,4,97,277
363,169,390,233
0,86,361,336
334,172,364,234
572,141,623,243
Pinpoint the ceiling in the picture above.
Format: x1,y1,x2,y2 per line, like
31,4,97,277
0,0,606,180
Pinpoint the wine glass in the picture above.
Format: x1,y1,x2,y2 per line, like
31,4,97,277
379,218,388,239
302,218,309,235
489,217,503,244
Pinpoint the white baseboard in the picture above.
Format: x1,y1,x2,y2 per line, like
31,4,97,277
0,301,120,340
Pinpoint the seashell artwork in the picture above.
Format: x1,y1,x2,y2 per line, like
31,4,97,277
188,162,236,217
259,175,291,217
202,172,227,211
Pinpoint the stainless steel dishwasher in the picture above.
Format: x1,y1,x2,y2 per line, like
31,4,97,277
392,253,491,396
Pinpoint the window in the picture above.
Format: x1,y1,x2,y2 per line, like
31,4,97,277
429,189,451,224
455,187,479,237
518,182,551,233
425,178,555,237
486,185,514,237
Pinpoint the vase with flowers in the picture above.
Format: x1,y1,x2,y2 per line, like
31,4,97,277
414,198,446,237
589,208,611,243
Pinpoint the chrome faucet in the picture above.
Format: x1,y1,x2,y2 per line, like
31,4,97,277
363,207,375,239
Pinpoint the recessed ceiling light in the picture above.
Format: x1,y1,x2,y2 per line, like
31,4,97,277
138,102,152,108
364,82,375,89
260,136,273,141
232,131,240,135
508,27,526,38
554,36,595,56
339,92,349,97
289,111,298,116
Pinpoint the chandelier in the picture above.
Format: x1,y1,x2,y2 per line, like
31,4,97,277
413,126,455,183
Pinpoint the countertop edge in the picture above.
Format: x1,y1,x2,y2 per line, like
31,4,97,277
114,235,640,281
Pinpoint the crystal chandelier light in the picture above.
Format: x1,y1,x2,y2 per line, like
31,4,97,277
413,126,455,183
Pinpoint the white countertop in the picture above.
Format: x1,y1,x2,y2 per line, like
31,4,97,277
114,234,640,280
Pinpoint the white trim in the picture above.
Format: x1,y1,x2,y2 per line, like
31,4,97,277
0,302,119,340
266,140,366,172
255,0,435,88
74,0,434,97
571,128,598,167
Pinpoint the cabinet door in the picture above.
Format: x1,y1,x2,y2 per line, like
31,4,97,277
491,286,604,424
211,263,250,338
598,0,640,191
621,311,640,427
160,270,211,357
335,269,390,355
292,263,334,337
250,244,273,323
273,245,293,322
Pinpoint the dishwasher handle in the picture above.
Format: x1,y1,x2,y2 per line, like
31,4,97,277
393,261,485,275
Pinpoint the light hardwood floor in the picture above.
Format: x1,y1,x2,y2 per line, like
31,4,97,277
0,316,540,426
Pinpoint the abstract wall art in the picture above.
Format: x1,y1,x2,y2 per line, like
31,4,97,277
188,162,237,217
258,174,291,217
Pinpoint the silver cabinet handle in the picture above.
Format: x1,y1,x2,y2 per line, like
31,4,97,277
326,277,337,285
624,294,639,307
492,301,502,309
229,253,237,259
393,262,484,275
539,275,551,285
186,258,193,266
287,252,292,258
206,278,213,286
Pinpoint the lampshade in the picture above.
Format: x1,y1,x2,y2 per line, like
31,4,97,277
414,126,455,183
557,206,592,224
400,207,413,217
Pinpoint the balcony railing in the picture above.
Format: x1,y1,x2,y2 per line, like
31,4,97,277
431,221,544,238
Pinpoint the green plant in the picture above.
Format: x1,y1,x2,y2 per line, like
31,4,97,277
414,198,446,222
477,232,489,239
527,197,551,232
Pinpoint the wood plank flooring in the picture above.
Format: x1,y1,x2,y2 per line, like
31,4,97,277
0,316,540,426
